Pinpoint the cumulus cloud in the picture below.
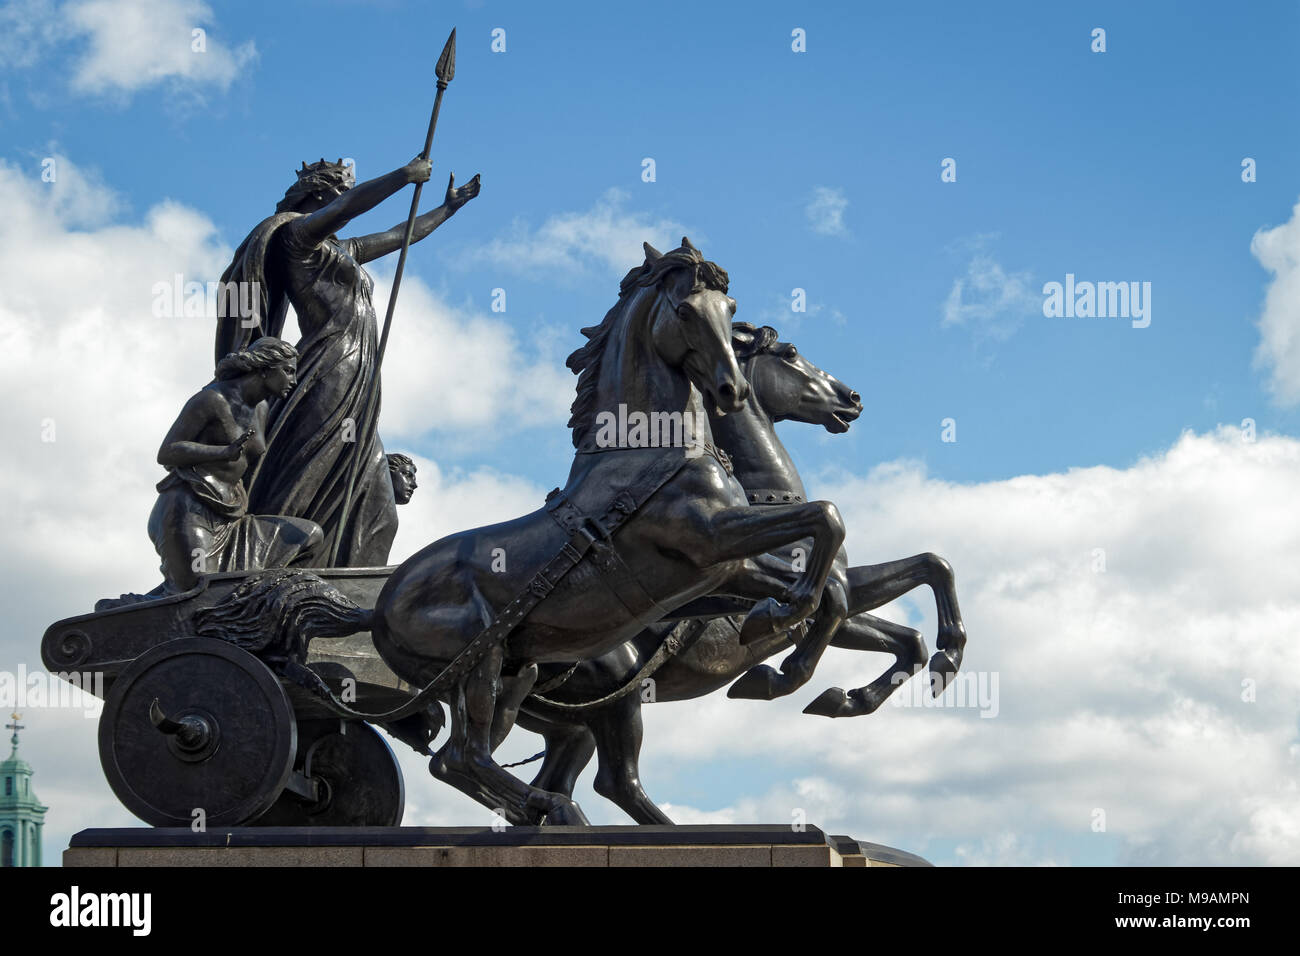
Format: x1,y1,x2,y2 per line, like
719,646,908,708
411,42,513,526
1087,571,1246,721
369,278,571,441
0,0,257,97
942,250,1040,340
805,186,848,237
0,0,65,71
386,454,547,565
1251,197,1300,406
457,188,694,278
605,427,1300,865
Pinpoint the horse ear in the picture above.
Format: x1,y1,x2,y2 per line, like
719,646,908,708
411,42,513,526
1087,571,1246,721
731,321,756,354
681,236,698,251
643,241,662,261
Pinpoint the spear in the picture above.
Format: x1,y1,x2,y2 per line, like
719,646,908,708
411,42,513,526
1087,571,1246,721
330,28,457,565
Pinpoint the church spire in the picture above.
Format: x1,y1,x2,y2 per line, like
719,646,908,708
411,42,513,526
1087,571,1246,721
5,713,22,758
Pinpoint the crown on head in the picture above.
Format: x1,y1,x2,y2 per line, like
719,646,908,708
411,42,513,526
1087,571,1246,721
296,157,355,187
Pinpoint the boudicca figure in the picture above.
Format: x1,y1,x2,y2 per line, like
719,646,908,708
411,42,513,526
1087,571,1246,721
215,156,479,567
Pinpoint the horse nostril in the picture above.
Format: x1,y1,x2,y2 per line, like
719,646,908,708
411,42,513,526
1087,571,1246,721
849,391,861,406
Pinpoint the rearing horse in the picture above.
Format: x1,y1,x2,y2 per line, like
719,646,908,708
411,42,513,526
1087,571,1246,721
198,239,846,825
511,322,967,823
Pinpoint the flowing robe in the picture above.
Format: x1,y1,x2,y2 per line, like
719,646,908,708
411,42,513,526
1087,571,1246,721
216,215,398,567
148,466,321,591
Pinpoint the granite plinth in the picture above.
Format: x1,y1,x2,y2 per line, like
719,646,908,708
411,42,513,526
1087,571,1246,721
65,825,932,867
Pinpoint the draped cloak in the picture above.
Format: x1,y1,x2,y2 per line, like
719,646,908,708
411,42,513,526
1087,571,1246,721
215,214,398,567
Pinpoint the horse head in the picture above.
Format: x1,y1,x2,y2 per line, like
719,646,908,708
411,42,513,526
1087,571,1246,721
731,323,862,433
567,238,749,450
644,237,748,415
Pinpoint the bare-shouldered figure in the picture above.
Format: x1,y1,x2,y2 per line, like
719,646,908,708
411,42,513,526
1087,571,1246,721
147,337,324,594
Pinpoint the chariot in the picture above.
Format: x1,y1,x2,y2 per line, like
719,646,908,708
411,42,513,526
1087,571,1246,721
40,568,418,828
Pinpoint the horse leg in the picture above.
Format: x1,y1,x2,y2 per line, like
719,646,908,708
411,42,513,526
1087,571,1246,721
843,553,967,694
490,662,538,751
803,613,928,717
431,637,589,826
511,710,596,800
728,577,848,701
589,694,674,825
693,501,845,644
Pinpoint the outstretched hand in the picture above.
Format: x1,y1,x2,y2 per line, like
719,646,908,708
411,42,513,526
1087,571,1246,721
446,172,481,212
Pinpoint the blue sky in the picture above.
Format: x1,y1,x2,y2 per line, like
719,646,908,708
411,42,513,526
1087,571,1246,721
10,0,1299,484
2,0,1298,866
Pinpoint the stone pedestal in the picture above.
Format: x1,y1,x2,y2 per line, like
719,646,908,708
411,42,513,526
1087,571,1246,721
64,825,931,867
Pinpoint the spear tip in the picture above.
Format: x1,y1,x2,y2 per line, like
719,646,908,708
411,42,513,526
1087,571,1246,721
436,28,456,84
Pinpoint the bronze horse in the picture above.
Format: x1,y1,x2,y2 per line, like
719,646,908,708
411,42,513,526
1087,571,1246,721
511,323,967,823
199,239,849,824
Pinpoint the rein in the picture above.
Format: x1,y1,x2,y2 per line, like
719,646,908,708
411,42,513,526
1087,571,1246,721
284,449,695,727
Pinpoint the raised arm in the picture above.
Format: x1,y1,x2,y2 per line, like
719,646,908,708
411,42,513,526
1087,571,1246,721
157,392,250,469
352,171,481,264
284,157,433,249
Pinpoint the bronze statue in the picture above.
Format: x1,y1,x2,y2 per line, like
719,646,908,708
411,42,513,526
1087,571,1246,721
150,337,324,595
47,29,969,832
195,240,855,825
515,322,966,822
215,156,479,568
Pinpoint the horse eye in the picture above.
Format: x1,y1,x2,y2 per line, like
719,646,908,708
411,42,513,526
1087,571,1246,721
677,303,692,319
784,346,798,359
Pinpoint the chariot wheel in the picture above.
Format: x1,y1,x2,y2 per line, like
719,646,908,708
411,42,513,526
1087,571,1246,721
255,719,405,827
98,637,296,827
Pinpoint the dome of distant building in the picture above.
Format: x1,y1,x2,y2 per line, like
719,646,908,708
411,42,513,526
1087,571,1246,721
1,714,48,867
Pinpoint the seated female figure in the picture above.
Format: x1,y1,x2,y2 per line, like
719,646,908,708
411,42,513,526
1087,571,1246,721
148,337,324,594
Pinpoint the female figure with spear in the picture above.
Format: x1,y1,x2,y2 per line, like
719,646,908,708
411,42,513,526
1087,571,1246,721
215,32,475,566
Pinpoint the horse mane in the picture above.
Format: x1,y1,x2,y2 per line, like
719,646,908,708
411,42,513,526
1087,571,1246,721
731,322,782,358
565,241,730,448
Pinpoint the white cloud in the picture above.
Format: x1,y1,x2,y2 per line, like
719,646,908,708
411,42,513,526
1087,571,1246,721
942,251,1039,340
0,0,64,70
1252,197,1300,406
0,0,257,97
615,427,1300,864
806,186,848,237
366,277,572,442
387,454,546,565
457,188,693,278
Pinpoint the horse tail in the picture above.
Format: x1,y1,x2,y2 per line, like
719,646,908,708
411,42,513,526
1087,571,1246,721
194,568,373,659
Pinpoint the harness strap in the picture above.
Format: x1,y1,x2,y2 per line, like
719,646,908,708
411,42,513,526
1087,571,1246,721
546,498,665,628
528,617,712,712
532,662,580,694
542,451,688,627
285,451,692,727
745,488,806,504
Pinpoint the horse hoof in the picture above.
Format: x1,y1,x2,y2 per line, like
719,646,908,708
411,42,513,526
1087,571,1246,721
802,687,851,718
727,665,780,700
541,799,590,826
928,649,960,696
